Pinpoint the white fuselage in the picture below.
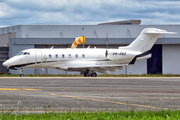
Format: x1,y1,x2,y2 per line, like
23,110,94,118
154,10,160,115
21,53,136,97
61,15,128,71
3,48,146,71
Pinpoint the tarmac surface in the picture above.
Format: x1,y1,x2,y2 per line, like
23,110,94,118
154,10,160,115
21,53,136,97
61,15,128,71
0,77,180,111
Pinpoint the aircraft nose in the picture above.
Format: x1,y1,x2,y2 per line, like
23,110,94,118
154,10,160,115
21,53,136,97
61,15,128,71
3,60,10,67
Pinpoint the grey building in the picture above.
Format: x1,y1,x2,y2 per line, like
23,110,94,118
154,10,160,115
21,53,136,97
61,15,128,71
0,20,180,75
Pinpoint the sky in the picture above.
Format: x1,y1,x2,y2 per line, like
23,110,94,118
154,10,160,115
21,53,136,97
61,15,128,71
0,0,180,27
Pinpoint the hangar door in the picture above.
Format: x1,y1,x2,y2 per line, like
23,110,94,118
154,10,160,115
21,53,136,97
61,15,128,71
147,45,162,74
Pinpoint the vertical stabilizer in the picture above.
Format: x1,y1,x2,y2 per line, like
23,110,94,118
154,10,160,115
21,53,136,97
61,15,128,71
122,28,176,52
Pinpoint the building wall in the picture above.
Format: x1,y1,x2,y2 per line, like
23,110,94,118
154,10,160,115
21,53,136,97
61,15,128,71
1,25,180,39
0,34,9,47
127,60,147,75
19,25,180,38
0,47,9,73
163,44,180,74
0,33,11,73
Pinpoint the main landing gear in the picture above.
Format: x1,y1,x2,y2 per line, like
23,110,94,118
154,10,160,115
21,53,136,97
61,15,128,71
91,72,97,77
20,68,24,77
82,70,97,77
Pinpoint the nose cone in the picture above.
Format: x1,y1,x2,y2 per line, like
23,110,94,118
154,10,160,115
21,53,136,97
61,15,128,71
3,56,21,68
3,60,9,67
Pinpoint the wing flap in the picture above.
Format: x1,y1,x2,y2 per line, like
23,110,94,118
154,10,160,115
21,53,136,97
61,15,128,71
65,64,126,73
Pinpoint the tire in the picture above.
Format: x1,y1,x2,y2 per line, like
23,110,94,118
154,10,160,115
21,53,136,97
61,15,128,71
20,74,24,77
91,73,97,77
84,73,90,77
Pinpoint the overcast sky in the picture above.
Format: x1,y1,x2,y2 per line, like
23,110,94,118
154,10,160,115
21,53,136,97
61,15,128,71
0,0,180,27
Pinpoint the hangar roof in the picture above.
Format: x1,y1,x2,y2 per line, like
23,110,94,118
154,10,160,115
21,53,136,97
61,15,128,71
0,25,179,39
98,20,141,25
0,20,179,40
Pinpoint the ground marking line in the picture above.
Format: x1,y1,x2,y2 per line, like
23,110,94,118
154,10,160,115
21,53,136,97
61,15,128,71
50,94,168,110
0,88,41,91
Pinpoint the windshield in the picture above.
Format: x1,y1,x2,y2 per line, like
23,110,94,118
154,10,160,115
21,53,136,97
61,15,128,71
23,52,30,55
16,52,30,56
16,52,23,56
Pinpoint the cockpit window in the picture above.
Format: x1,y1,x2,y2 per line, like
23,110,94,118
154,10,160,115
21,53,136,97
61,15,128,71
16,52,23,56
23,52,30,55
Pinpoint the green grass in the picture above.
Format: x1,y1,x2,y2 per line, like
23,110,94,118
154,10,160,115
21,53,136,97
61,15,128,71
0,110,180,120
0,74,180,77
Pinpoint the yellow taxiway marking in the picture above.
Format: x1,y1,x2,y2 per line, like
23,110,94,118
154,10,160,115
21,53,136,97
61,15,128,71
50,94,168,110
0,88,41,91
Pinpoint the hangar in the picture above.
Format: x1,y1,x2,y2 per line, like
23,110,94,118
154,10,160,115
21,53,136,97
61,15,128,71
0,20,180,75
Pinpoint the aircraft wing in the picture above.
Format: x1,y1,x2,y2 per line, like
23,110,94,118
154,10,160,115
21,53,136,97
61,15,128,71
54,64,127,74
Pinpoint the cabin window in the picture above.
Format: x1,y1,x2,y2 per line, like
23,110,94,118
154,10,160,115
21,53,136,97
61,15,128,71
49,54,51,58
62,54,65,58
68,54,71,58
23,52,30,55
16,52,23,56
55,54,58,58
75,54,78,58
82,54,85,58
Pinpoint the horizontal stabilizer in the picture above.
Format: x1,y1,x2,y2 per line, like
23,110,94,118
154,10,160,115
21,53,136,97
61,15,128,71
145,31,177,35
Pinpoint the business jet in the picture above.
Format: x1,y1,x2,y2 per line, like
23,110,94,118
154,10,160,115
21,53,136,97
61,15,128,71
3,28,175,77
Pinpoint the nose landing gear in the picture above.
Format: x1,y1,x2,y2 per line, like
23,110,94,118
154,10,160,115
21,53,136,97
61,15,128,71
20,68,24,77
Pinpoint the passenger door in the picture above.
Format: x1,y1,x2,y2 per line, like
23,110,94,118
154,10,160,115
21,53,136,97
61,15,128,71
35,51,42,67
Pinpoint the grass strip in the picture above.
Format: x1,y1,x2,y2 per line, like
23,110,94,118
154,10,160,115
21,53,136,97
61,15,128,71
0,110,180,120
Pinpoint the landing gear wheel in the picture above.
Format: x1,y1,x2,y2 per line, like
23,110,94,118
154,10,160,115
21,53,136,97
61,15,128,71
91,72,97,77
20,68,24,77
20,74,24,77
84,73,90,77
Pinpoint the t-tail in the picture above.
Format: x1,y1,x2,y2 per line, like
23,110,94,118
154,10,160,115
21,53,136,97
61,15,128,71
121,28,176,52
